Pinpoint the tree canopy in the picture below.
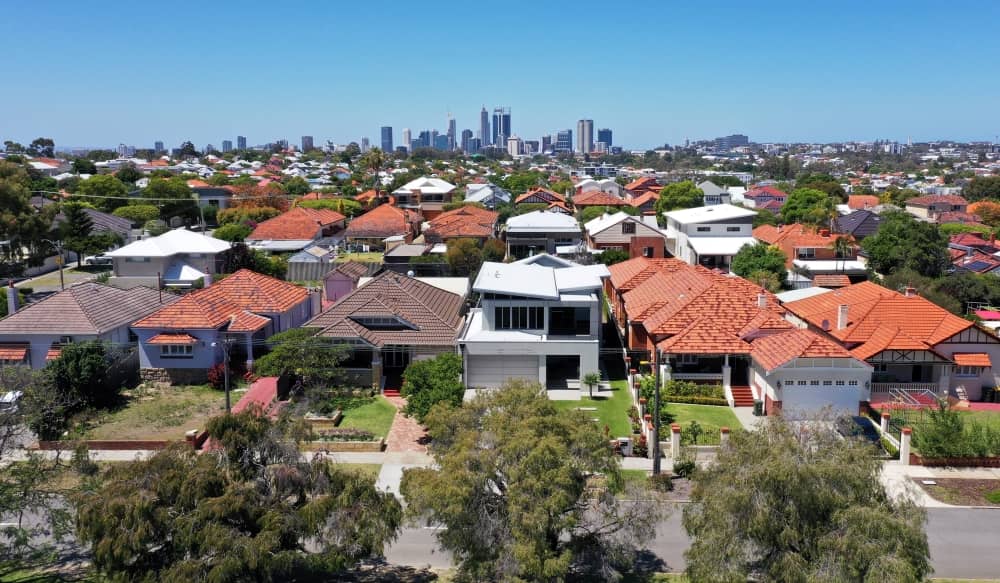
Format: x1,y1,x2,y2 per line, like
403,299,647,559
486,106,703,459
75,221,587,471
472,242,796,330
655,180,703,214
861,210,949,277
254,328,347,387
963,176,1000,202
400,352,464,422
731,243,787,291
74,174,129,212
683,416,930,583
781,188,837,227
401,380,662,581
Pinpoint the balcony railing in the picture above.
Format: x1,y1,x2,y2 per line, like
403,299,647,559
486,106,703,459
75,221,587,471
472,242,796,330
672,372,724,381
870,382,938,394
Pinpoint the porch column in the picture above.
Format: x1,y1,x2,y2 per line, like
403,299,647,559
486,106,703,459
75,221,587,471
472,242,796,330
662,361,672,384
371,353,383,393
722,354,732,390
538,355,547,386
938,365,951,396
244,333,254,371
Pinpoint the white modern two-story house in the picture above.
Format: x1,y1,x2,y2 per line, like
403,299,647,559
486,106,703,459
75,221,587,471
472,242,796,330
458,255,610,391
104,228,231,289
663,204,756,271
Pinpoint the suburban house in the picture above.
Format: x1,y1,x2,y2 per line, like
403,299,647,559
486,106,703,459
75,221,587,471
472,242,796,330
323,261,373,303
505,209,582,259
104,228,232,289
698,181,731,206
343,204,421,249
572,190,630,210
131,269,316,384
949,233,1000,274
305,271,466,392
464,183,511,209
606,257,872,417
423,205,499,244
245,207,346,252
584,212,667,259
187,180,236,208
54,207,134,246
743,186,788,208
782,281,1000,402
624,177,662,197
753,224,864,287
834,209,883,241
628,192,659,215
514,187,565,207
847,194,880,211
662,204,756,271
391,176,456,219
458,255,610,391
0,283,178,369
905,194,969,221
576,178,623,197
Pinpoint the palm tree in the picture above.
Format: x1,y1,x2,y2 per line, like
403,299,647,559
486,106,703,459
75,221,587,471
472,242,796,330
830,235,853,274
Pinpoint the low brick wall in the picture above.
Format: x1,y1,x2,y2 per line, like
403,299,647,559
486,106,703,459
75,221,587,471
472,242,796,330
140,368,208,385
909,454,1000,467
305,411,344,430
300,439,385,453
37,440,175,451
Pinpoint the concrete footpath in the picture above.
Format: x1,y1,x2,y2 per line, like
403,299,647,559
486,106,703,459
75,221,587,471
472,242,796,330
881,462,1000,508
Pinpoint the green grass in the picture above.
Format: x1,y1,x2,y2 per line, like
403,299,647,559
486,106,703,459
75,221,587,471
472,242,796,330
79,384,224,441
662,403,741,445
331,463,383,481
337,396,397,438
334,252,383,263
552,379,634,438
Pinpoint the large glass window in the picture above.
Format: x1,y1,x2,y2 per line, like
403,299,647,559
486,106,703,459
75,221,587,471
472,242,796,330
160,344,193,358
494,306,544,330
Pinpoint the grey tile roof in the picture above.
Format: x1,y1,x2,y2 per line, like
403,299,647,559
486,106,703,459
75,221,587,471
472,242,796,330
0,283,179,335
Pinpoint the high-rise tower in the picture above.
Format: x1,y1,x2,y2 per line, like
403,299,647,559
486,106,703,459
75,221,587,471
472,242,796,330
576,119,593,154
479,107,490,146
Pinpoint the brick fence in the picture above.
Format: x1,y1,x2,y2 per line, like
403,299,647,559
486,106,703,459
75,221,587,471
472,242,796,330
37,440,174,451
909,454,1000,467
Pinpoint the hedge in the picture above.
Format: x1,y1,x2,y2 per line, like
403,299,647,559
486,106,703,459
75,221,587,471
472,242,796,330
663,396,729,406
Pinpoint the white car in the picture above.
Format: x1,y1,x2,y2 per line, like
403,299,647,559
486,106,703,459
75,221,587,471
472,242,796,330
84,255,113,266
0,390,23,413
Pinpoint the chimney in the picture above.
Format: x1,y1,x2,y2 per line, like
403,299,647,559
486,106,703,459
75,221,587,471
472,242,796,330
757,292,767,309
6,281,18,316
991,233,996,246
904,286,917,297
837,304,849,330
819,228,830,237
203,266,212,288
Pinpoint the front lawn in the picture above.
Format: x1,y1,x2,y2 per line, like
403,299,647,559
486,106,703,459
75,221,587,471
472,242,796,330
77,384,224,441
661,403,741,445
552,379,633,438
335,252,383,264
336,396,397,438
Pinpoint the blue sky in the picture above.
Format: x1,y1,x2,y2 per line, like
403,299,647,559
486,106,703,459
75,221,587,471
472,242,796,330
1,0,998,150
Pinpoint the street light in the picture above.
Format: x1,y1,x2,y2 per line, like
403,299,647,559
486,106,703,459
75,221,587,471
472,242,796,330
40,238,65,291
211,337,234,413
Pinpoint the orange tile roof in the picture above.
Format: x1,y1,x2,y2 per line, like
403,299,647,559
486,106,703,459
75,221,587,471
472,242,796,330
424,205,499,240
345,203,416,239
628,191,658,209
813,274,851,288
847,195,880,210
45,346,61,361
227,311,271,333
248,207,345,241
953,352,991,367
147,332,199,345
0,344,28,361
515,187,564,205
624,177,661,192
752,223,854,268
573,191,628,207
750,329,858,372
906,194,968,207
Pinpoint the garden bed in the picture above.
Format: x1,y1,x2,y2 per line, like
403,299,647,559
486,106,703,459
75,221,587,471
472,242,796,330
300,438,385,452
913,478,1000,506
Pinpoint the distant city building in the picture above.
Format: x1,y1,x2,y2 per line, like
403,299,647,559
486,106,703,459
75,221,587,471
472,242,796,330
595,142,609,154
556,129,573,153
380,126,393,152
479,107,490,146
524,140,539,155
276,139,289,150
361,137,370,153
714,134,749,151
597,128,612,147
434,134,450,150
205,144,216,154
301,135,314,151
577,119,594,154
117,143,135,157
467,137,482,154
492,107,511,146
402,128,412,152
506,136,523,157
221,140,232,153
460,129,473,153
541,135,553,153
417,130,431,149
447,116,457,151
237,136,247,150
153,140,164,153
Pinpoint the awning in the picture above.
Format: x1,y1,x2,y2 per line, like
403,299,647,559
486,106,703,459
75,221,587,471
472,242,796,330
162,262,207,282
953,352,991,367
46,346,62,361
147,333,199,346
0,344,29,361
687,237,756,257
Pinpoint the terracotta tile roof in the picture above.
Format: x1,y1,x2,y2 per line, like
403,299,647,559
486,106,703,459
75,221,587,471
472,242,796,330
355,189,379,203
953,352,991,367
147,332,199,345
813,274,851,288
0,344,28,361
950,232,992,247
424,206,499,241
782,281,974,354
306,271,464,347
329,261,370,281
935,211,981,224
248,207,345,241
906,194,968,207
848,195,880,210
757,199,785,211
656,320,752,355
0,283,178,336
752,223,853,268
608,256,708,292
345,204,416,239
515,187,564,205
624,177,661,193
745,186,787,199
227,311,272,333
750,329,858,372
953,250,1000,273
133,269,308,330
573,191,628,207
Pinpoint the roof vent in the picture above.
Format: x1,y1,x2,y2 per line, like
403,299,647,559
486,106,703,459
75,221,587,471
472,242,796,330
820,319,831,331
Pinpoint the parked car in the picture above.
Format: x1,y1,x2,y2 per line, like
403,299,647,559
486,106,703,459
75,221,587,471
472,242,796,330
83,255,113,266
0,390,23,413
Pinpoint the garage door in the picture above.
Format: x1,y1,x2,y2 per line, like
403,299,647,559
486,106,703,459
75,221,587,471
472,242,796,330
781,386,861,419
466,355,538,389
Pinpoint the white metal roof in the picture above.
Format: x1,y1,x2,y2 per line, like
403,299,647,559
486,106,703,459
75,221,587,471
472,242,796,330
105,228,231,258
792,259,867,273
472,261,608,298
359,276,469,298
392,176,456,195
776,286,834,303
506,210,581,233
664,204,757,224
687,236,756,256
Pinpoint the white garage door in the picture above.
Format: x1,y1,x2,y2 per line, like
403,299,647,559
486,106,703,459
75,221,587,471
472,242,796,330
466,355,538,389
781,386,861,419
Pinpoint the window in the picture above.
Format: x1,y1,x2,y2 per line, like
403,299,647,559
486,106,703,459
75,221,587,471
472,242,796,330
797,380,808,386
160,344,193,358
494,306,544,330
621,222,636,234
59,336,73,345
810,380,820,386
678,354,698,365
726,226,741,232
128,329,138,343
848,380,859,386
643,247,654,258
835,380,846,386
352,316,413,330
125,257,150,263
956,365,981,377
696,226,711,232
797,248,816,259
822,380,833,386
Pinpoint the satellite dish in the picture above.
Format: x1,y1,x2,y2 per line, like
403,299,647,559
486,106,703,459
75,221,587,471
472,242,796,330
407,270,415,277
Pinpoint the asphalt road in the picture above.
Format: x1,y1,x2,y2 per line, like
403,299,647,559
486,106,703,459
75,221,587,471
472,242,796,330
386,506,1000,578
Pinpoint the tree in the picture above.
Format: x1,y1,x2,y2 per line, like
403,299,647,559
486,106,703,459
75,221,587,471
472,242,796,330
59,202,94,267
400,352,464,422
752,207,779,228
71,157,97,175
445,238,483,277
963,176,1000,202
212,222,252,242
831,235,854,273
861,210,949,277
796,172,847,202
144,177,198,222
731,243,787,287
781,188,837,227
655,180,703,214
968,200,1000,227
708,175,744,188
582,372,601,398
74,174,129,212
597,248,631,266
254,328,347,388
46,340,120,409
579,205,615,223
683,416,930,582
178,140,199,158
75,410,402,581
218,205,282,226
482,238,506,262
114,164,143,185
298,197,364,218
112,203,160,225
27,137,55,158
401,380,663,581
284,176,311,195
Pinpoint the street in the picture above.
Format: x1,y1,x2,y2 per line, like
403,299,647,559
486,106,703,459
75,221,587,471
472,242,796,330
387,505,1000,578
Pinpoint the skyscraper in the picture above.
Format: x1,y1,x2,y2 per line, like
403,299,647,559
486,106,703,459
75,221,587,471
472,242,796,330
417,130,431,149
597,128,613,147
506,136,523,157
460,129,473,153
541,135,553,153
402,128,411,152
555,130,573,153
447,116,457,151
237,136,247,150
714,134,749,151
301,136,314,151
361,137,370,153
467,137,482,154
221,140,232,153
576,119,593,154
492,107,511,146
479,107,490,146
434,134,450,150
154,140,164,153
380,126,393,152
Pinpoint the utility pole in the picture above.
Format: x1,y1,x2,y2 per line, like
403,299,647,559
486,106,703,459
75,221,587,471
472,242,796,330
652,348,662,475
42,239,65,291
214,337,233,413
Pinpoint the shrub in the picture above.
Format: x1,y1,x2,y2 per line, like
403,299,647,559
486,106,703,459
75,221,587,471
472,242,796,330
684,420,704,445
212,222,253,242
986,489,1000,504
880,436,899,459
632,435,648,458
663,396,729,406
673,458,696,479
401,353,464,422
648,472,674,492
207,363,228,390
314,428,377,442
113,204,160,224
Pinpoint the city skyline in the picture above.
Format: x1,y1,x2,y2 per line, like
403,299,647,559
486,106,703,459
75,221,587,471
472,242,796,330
1,1,999,148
